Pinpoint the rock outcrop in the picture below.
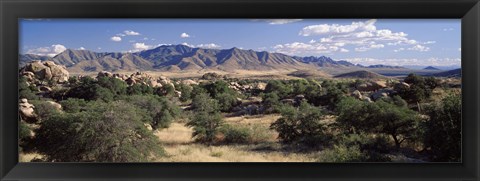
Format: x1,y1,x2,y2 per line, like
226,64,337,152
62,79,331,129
19,98,36,123
20,61,69,84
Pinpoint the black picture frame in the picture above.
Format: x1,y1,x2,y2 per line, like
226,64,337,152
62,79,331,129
1,0,479,180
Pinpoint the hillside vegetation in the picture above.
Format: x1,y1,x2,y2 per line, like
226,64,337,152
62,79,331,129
19,61,461,162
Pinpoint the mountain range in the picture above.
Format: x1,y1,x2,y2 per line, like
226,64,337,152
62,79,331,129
19,44,412,73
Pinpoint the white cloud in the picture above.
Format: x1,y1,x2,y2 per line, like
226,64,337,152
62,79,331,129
285,19,433,54
181,42,221,49
263,19,303,25
299,19,377,36
110,36,122,42
131,42,152,52
408,44,430,52
196,43,221,49
443,28,454,31
343,57,461,67
458,48,461,51
78,47,86,50
143,37,149,40
124,30,140,36
26,44,67,57
355,44,384,52
272,42,347,55
180,33,190,38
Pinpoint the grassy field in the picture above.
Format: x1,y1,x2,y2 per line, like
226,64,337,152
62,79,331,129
154,114,321,162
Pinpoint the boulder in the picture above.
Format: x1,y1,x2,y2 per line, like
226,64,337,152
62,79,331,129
97,71,113,78
371,89,394,101
21,61,69,84
351,90,363,99
39,86,52,92
46,101,62,111
19,99,36,123
181,79,198,85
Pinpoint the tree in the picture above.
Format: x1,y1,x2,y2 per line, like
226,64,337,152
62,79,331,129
216,92,239,112
262,92,281,113
202,80,235,99
19,77,38,100
34,100,164,162
270,102,329,146
177,83,193,102
396,74,438,104
336,97,420,148
122,95,180,130
187,93,224,143
264,80,292,99
423,93,461,161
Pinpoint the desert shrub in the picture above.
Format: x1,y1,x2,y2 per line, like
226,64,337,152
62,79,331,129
318,145,367,162
261,92,282,113
66,76,128,101
264,80,292,99
154,83,175,97
271,102,330,147
221,125,251,144
202,80,235,99
336,97,421,148
34,100,164,162
336,133,392,162
216,92,239,112
396,74,439,104
423,93,461,162
19,77,38,100
128,83,153,95
122,95,180,130
60,98,88,113
30,100,60,122
187,93,224,143
190,85,208,100
177,83,193,102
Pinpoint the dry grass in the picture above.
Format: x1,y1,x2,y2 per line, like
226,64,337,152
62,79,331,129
154,115,319,162
19,152,44,162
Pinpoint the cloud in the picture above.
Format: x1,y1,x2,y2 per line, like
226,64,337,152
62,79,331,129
256,19,303,25
124,30,140,36
299,19,377,36
131,42,152,52
180,33,190,38
110,36,122,42
181,42,221,49
354,44,384,52
408,44,430,52
26,44,67,57
273,42,347,55
78,47,86,50
273,19,434,55
343,57,460,67
196,43,221,49
443,28,454,31
458,48,461,51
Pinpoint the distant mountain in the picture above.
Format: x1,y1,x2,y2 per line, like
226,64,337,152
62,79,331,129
423,66,440,70
357,64,405,69
19,44,411,73
296,56,355,67
431,68,461,77
334,70,385,79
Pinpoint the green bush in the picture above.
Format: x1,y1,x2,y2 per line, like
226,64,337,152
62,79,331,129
216,92,239,112
270,102,330,147
187,93,224,143
318,145,367,162
423,93,461,162
30,100,60,122
60,98,88,113
177,83,193,102
34,100,164,162
221,125,251,144
336,97,421,148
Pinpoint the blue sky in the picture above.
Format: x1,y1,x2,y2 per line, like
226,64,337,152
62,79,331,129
20,19,461,67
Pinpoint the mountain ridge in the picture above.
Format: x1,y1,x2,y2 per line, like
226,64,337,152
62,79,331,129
19,44,420,74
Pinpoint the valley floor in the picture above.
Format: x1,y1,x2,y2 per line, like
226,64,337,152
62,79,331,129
154,115,320,162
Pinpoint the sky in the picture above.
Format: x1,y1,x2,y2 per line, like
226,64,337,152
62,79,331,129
20,19,461,68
